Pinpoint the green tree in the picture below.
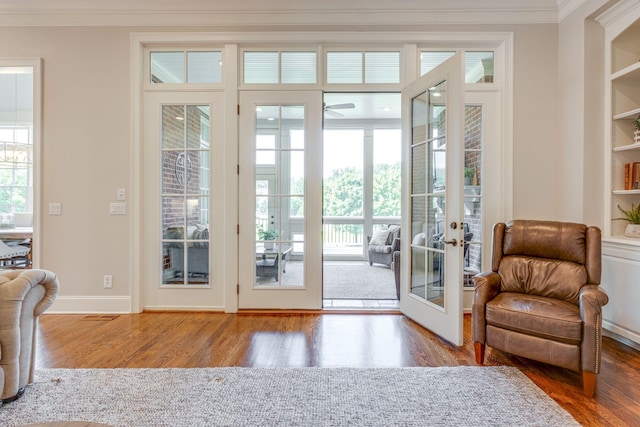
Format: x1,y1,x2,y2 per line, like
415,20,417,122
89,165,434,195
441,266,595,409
373,162,401,216
323,167,363,217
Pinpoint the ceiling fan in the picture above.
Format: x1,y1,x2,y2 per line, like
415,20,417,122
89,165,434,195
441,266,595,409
324,102,355,117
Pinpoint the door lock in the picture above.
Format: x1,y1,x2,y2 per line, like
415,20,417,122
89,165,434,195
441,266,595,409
443,238,458,247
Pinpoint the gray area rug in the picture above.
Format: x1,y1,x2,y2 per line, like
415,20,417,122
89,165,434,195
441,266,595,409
0,367,578,427
282,261,397,299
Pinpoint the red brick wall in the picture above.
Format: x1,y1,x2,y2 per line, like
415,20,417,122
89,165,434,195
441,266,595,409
464,105,482,279
161,105,207,232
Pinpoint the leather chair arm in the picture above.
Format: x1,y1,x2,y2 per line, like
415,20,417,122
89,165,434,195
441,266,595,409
579,284,608,374
472,271,501,344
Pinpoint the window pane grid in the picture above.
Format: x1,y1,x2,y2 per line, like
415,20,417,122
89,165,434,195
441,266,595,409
161,103,211,286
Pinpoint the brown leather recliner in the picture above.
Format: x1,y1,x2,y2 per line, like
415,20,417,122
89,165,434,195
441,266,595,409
0,269,59,402
472,220,608,397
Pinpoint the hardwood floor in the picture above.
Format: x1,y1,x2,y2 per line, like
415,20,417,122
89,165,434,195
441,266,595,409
35,312,639,426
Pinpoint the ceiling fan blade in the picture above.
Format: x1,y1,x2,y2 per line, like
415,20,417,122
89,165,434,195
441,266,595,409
324,109,344,118
324,103,355,110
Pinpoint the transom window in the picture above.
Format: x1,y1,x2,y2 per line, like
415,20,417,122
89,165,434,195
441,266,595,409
243,51,317,84
420,51,494,83
150,51,223,84
326,51,400,84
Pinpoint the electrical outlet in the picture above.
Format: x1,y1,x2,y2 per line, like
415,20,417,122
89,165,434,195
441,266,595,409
103,275,113,289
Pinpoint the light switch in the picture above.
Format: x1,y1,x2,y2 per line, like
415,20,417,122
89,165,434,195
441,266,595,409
49,202,61,215
117,188,126,201
109,202,126,215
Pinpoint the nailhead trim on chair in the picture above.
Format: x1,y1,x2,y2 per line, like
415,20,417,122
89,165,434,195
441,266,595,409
595,313,601,373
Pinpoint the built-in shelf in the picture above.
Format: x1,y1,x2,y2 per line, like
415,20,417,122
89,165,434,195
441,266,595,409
613,189,640,195
603,235,640,247
613,107,640,120
613,143,640,152
611,60,640,81
599,1,640,347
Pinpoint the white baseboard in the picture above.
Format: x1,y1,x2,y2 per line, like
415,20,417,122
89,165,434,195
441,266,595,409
48,296,133,314
47,296,226,314
603,320,640,347
143,305,225,312
463,287,474,313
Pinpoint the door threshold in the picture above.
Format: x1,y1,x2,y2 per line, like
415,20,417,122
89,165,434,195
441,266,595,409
322,298,399,310
237,299,401,315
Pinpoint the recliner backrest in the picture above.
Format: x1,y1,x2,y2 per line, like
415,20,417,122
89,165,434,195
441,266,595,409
491,220,601,305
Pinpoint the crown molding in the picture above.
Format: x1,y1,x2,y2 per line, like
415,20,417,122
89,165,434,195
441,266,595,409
557,0,589,21
0,4,563,27
595,0,640,28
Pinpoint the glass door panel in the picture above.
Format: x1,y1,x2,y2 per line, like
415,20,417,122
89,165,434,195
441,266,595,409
463,105,483,287
239,91,322,309
409,82,448,308
254,105,303,288
161,105,210,286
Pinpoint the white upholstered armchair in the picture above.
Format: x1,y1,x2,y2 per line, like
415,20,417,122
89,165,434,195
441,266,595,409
0,269,59,402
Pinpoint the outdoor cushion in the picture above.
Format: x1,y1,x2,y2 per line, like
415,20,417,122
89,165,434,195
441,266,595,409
369,245,393,254
369,230,390,246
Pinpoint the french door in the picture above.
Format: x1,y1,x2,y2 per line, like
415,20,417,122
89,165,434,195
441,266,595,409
400,53,466,345
142,91,225,310
238,91,323,309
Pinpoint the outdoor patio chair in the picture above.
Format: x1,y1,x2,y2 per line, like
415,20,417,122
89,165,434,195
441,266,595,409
0,239,31,269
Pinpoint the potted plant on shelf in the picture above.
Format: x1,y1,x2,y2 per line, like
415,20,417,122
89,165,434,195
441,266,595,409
258,227,278,249
464,167,474,185
615,204,640,237
634,116,640,144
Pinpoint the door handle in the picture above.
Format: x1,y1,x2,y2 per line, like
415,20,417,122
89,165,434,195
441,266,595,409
443,238,457,247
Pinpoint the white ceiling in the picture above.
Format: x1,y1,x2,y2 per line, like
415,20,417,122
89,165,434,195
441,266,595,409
0,0,587,26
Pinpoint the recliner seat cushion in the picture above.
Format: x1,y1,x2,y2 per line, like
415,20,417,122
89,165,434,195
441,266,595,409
486,292,583,345
499,256,586,304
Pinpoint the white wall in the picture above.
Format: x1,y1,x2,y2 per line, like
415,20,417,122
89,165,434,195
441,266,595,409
510,24,560,220
557,0,611,227
0,23,562,311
